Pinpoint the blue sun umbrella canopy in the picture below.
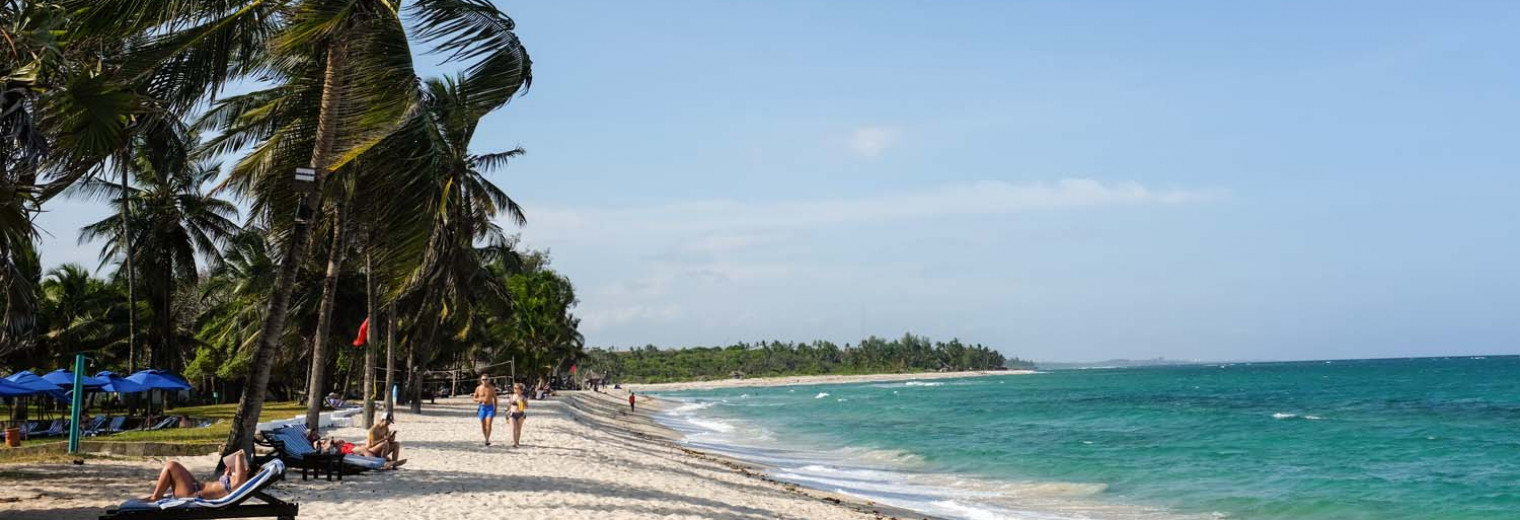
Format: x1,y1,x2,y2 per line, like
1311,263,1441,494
0,378,34,397
41,369,109,389
125,370,191,391
94,371,149,394
2,370,67,400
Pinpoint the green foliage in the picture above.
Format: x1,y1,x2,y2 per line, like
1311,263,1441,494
584,333,1031,384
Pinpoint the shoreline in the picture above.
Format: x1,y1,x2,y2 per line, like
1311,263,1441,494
561,390,940,520
2,393,917,520
626,369,1034,392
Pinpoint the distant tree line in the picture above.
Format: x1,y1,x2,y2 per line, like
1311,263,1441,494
583,334,1033,383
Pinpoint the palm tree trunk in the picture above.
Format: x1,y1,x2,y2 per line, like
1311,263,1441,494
340,353,353,403
384,307,395,417
303,202,349,429
362,249,376,428
222,40,348,459
407,341,420,413
120,164,136,373
161,288,172,371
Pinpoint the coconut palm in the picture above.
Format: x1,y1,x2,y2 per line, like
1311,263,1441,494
87,0,536,456
76,132,240,371
2,1,141,356
384,72,541,411
189,230,278,387
503,258,582,383
33,265,130,365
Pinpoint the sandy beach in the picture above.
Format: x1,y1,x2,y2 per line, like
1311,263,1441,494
0,391,904,520
628,369,1034,392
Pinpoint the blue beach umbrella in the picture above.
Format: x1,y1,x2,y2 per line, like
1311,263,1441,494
0,378,33,397
94,371,148,394
3,371,65,425
3,370,66,400
127,370,192,416
125,370,192,391
41,369,109,389
0,378,34,427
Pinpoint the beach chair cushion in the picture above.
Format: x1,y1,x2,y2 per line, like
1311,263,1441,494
115,459,286,512
83,416,108,434
106,416,127,432
341,454,387,469
270,426,386,469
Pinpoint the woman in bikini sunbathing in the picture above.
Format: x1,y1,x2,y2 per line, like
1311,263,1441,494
145,450,250,501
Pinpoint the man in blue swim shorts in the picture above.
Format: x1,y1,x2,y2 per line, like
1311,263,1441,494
472,374,499,446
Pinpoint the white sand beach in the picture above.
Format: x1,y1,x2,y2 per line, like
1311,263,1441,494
628,369,1034,392
0,391,900,520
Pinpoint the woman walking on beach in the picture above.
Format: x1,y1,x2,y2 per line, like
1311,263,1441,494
473,374,499,446
507,382,528,447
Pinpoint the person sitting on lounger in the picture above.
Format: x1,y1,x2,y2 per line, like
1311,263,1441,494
365,414,402,462
145,450,249,501
303,426,406,467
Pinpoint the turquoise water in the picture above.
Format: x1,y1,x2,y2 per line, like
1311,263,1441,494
653,357,1520,520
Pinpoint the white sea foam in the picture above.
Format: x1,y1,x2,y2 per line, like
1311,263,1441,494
669,401,716,414
905,381,945,387
1303,415,1323,420
847,447,925,465
686,418,736,433
929,500,1005,520
656,390,1203,520
1271,412,1296,420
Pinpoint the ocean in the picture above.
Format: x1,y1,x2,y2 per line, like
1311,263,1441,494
650,356,1520,520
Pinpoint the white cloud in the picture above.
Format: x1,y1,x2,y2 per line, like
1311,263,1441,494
579,303,683,333
525,178,1226,241
848,126,901,158
516,178,1227,342
681,232,781,254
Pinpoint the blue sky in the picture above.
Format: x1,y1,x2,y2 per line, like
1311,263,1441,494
33,1,1520,361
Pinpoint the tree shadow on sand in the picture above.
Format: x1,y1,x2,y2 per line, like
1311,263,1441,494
302,468,796,520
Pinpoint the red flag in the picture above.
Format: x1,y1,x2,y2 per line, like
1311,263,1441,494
570,364,577,374
352,317,370,347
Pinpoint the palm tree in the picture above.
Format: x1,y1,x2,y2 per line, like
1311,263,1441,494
101,0,536,456
77,133,239,371
34,265,129,365
190,230,278,390
2,1,134,356
0,192,38,357
385,73,538,411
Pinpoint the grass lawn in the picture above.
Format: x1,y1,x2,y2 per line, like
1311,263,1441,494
8,402,306,447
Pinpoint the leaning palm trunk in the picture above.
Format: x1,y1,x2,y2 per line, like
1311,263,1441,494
385,307,395,417
222,41,348,458
362,248,376,428
304,201,349,429
120,164,137,372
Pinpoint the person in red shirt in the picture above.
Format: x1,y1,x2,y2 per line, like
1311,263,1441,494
628,392,636,412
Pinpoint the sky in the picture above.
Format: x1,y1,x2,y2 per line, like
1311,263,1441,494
32,1,1520,362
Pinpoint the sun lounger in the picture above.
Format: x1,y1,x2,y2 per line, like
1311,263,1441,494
258,426,388,475
144,417,177,431
34,419,63,437
100,459,297,520
82,416,109,436
103,416,129,434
